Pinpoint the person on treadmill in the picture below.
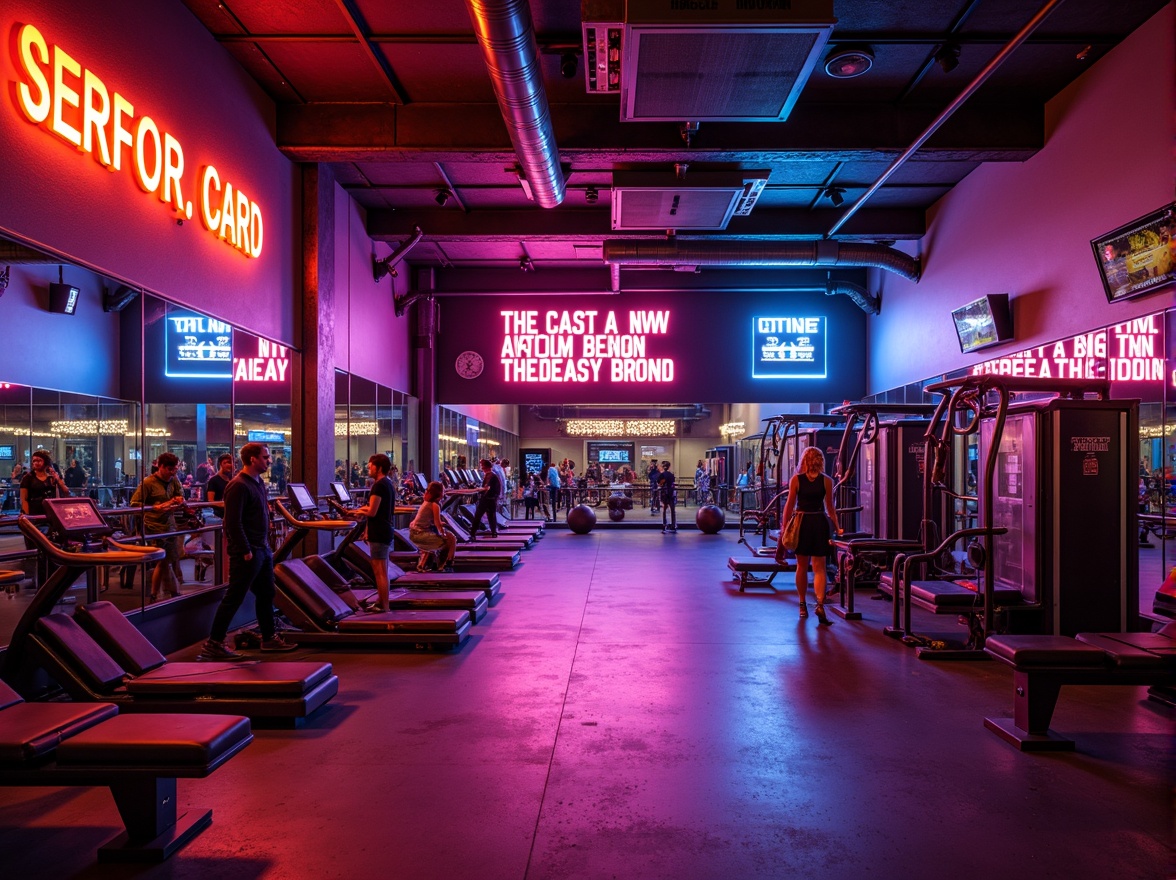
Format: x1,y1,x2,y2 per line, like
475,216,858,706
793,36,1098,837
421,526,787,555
409,481,456,572
201,442,295,659
346,454,396,612
469,458,502,541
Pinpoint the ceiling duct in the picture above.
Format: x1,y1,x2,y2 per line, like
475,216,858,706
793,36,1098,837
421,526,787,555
582,0,836,122
603,240,919,281
466,0,565,208
826,279,880,315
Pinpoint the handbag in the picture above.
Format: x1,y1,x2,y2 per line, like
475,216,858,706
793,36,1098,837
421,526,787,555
781,511,803,552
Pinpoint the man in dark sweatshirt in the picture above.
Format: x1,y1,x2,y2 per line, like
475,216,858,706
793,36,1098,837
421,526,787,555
201,442,295,659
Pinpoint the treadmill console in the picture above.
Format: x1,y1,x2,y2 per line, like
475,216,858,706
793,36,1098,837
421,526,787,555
42,496,114,542
414,473,428,492
330,481,353,505
287,483,319,515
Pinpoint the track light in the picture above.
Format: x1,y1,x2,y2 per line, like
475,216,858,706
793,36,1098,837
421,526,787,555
560,51,578,79
434,188,451,207
824,186,846,208
934,43,960,73
585,186,599,204
519,256,534,272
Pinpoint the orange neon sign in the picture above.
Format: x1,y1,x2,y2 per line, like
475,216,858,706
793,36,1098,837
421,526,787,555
12,23,263,258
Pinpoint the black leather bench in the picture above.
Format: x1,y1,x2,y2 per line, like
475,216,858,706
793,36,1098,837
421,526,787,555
27,602,338,726
0,678,251,862
727,556,795,591
983,625,1176,750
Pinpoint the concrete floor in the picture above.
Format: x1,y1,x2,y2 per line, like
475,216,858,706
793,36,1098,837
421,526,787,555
0,528,1172,879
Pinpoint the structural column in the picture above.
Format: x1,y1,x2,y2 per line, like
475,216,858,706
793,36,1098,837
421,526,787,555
413,268,439,481
294,164,336,554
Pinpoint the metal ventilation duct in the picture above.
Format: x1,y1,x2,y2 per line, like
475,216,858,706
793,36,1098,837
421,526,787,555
466,0,565,208
602,240,920,282
611,171,769,231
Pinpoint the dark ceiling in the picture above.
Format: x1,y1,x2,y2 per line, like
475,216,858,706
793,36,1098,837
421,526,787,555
180,0,1164,272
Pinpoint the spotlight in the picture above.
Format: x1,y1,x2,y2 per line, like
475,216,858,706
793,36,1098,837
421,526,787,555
823,186,846,208
560,51,578,79
519,255,535,272
585,186,599,204
934,43,960,73
824,44,874,79
434,188,451,207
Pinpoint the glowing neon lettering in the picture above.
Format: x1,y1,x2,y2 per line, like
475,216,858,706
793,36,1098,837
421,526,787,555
10,23,263,258
233,339,289,383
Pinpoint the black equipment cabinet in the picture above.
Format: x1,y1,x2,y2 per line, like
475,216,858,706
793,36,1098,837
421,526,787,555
859,420,945,543
980,399,1138,635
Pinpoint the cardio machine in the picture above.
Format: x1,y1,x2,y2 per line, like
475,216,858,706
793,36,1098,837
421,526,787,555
4,496,338,725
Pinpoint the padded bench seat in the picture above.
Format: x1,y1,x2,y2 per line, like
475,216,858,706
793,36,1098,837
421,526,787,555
126,662,335,696
727,556,794,592
983,628,1176,751
0,679,252,862
335,610,470,634
908,580,1024,608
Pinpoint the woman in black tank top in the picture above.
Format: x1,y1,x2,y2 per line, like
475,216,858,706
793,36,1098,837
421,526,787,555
779,446,842,625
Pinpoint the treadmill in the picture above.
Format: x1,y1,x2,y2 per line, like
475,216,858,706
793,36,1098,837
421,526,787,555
5,498,338,725
315,484,504,595
276,485,497,609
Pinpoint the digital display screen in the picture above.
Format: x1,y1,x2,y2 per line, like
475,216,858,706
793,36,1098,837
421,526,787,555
288,483,317,512
43,497,110,536
165,307,233,378
1092,205,1175,303
752,316,827,379
952,296,1002,354
248,430,286,443
331,481,351,503
0,446,12,459
599,450,628,462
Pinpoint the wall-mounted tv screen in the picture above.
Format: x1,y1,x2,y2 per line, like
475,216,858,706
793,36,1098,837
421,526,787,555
951,294,1013,354
1091,205,1175,303
0,446,12,460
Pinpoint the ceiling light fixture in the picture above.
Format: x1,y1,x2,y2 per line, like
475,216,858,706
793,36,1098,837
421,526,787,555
823,186,846,207
434,188,452,207
519,255,534,272
934,43,961,73
585,186,599,204
824,44,874,79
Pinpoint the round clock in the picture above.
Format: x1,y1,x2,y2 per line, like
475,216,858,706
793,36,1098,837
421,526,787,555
455,350,484,379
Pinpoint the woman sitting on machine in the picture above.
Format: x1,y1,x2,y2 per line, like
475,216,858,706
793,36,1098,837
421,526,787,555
408,481,457,572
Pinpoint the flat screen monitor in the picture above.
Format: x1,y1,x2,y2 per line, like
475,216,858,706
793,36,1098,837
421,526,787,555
330,481,352,504
42,496,113,539
287,483,317,513
951,294,1013,354
414,473,428,492
0,445,12,460
1091,205,1175,303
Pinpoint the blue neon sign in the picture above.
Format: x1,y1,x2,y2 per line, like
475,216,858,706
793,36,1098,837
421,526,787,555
165,308,233,378
752,316,827,379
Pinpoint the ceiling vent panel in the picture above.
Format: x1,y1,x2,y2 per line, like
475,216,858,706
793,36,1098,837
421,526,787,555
583,0,836,121
611,171,769,230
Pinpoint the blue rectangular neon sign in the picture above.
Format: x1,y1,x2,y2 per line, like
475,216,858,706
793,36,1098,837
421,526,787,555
165,308,233,378
752,316,827,379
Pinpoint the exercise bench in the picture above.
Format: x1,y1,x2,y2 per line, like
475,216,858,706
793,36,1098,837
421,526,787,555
983,624,1176,751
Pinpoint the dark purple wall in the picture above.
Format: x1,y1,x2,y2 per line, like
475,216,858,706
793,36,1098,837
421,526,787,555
0,0,298,344
868,6,1174,393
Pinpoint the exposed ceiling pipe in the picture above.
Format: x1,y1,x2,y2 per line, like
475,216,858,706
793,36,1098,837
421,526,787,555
827,0,1064,237
826,279,880,315
465,0,565,208
603,240,919,286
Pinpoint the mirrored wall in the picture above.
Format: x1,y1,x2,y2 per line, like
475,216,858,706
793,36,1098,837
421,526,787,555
334,370,419,494
438,406,519,491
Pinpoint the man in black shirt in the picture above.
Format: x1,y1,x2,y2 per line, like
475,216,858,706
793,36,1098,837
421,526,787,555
204,454,233,512
201,443,294,659
469,458,501,541
656,460,677,533
348,454,396,612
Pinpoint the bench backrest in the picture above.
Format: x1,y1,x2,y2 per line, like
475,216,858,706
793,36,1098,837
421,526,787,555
274,558,355,627
74,602,166,676
35,613,126,694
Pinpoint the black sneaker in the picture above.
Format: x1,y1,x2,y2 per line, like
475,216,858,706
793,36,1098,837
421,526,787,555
260,635,298,652
199,639,247,662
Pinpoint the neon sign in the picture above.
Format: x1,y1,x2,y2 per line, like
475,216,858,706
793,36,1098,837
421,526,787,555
165,309,232,378
497,309,674,383
233,338,290,383
12,23,264,258
971,314,1164,384
752,316,828,379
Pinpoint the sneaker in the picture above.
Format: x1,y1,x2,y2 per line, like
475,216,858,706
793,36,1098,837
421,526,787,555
260,635,298,652
442,565,455,573
199,639,246,662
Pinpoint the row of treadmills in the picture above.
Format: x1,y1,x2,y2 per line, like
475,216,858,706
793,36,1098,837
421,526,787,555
0,485,542,862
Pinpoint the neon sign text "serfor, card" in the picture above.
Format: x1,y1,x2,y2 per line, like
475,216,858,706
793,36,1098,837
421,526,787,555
498,309,674,383
13,23,263,258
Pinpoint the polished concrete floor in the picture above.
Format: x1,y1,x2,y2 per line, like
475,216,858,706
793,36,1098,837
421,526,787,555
0,528,1172,879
